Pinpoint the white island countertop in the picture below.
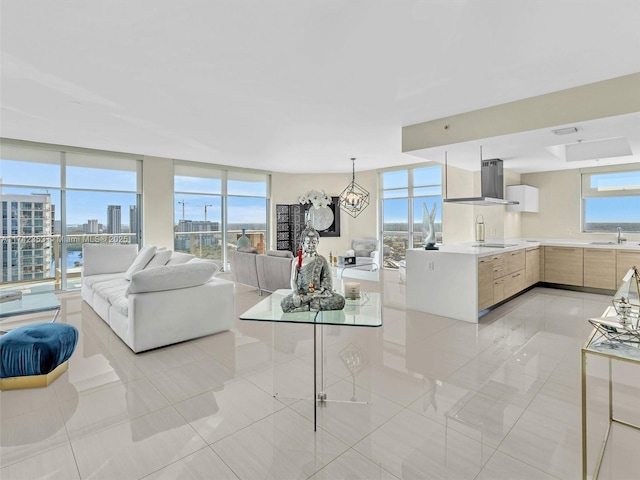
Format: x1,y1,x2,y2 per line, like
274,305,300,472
420,238,640,257
406,238,640,323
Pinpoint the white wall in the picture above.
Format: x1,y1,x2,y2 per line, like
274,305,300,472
141,156,640,253
142,156,175,248
442,165,521,244
521,165,640,242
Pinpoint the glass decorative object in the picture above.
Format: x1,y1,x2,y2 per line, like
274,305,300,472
612,266,640,329
422,202,438,249
588,266,640,347
306,205,334,231
236,228,251,248
299,189,334,231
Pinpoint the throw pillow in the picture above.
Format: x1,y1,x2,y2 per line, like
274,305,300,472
144,249,173,269
187,257,221,275
266,250,293,258
166,251,196,265
124,245,157,281
125,262,218,296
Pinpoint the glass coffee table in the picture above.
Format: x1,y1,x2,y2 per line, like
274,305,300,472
240,289,382,430
0,292,61,334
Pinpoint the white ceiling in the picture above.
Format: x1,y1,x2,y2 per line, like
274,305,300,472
1,0,640,174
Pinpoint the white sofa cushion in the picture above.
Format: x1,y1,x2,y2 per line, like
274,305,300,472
187,257,222,275
166,252,196,265
144,249,173,269
82,272,124,288
124,245,157,280
110,295,129,316
125,262,218,296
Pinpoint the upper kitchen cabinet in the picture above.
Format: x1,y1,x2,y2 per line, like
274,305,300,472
506,185,539,212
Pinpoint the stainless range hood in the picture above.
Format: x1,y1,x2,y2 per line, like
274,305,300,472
444,158,519,206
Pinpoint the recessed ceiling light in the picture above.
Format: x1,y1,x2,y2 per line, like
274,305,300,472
552,126,580,135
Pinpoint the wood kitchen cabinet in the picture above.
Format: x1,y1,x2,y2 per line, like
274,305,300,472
478,256,494,310
493,277,505,304
478,250,529,310
505,249,525,275
525,247,540,286
584,248,617,290
544,246,584,286
616,250,640,285
504,269,526,298
478,254,503,310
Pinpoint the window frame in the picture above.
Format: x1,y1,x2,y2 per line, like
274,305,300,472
581,167,640,233
173,161,270,270
380,163,443,268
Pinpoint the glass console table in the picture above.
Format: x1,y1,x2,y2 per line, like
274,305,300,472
0,292,61,334
582,306,640,479
240,289,382,430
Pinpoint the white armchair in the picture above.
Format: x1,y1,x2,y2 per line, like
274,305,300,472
338,238,380,281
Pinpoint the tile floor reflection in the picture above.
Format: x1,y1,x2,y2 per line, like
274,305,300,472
1,271,639,479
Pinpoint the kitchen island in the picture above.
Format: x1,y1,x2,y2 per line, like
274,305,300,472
406,239,640,323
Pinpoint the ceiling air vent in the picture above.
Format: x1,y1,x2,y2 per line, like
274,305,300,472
552,126,580,135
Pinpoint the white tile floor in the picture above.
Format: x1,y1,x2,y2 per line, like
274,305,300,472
1,270,639,479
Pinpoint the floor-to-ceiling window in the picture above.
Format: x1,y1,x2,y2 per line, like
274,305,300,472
173,162,269,270
1,141,141,290
380,164,442,267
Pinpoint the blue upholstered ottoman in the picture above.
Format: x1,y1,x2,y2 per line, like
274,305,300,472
0,323,78,390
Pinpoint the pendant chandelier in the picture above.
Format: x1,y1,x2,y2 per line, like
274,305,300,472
339,157,369,218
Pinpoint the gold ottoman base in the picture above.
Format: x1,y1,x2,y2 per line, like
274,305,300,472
0,360,69,391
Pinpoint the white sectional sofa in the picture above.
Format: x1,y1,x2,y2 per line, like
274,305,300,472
81,244,234,353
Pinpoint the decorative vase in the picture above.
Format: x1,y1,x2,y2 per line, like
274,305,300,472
236,228,251,248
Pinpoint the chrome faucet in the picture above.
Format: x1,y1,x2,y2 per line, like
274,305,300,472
617,227,626,244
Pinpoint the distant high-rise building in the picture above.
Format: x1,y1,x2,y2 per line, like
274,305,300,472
177,219,219,232
175,220,220,250
84,219,98,234
129,205,138,244
1,192,54,282
107,205,121,234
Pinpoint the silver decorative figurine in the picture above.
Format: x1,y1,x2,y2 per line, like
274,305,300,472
281,222,345,312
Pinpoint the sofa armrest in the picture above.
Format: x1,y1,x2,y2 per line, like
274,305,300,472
256,254,293,293
82,244,139,276
230,251,259,288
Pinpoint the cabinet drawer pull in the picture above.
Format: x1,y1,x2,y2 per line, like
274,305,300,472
512,273,521,278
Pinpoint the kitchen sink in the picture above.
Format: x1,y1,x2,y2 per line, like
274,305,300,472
589,241,616,245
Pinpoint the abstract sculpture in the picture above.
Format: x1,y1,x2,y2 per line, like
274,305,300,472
422,202,438,250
